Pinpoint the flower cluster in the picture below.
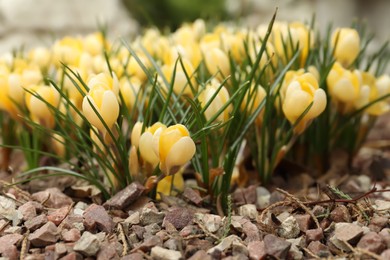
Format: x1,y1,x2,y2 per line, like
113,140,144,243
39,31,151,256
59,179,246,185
0,17,388,200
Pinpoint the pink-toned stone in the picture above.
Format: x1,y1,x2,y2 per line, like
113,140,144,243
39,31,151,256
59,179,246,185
264,234,291,259
330,205,351,223
381,249,390,259
83,204,114,233
31,188,73,208
133,236,162,253
179,224,201,237
183,187,203,206
163,207,193,230
187,250,212,260
239,218,260,242
0,245,19,259
25,214,48,231
307,241,331,258
0,233,23,258
121,252,144,260
368,215,388,232
18,201,38,220
29,221,59,247
330,222,363,251
306,228,324,243
97,241,120,260
357,231,386,254
48,206,69,226
103,182,145,210
55,242,68,257
248,240,266,260
379,228,390,248
61,214,84,230
294,214,312,232
61,228,81,242
59,252,83,260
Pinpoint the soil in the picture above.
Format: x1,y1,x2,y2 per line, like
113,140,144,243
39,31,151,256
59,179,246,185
1,114,390,259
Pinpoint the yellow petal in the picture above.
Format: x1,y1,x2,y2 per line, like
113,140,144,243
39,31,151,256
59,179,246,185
163,136,196,175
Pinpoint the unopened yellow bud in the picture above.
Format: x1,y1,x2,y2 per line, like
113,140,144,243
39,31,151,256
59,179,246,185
203,47,230,80
82,87,119,132
242,84,267,126
161,59,197,97
327,62,360,104
87,72,119,96
131,121,143,149
354,71,389,115
331,28,360,68
199,80,232,123
119,77,141,111
26,85,60,129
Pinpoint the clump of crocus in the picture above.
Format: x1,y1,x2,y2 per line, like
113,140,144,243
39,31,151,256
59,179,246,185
282,72,327,134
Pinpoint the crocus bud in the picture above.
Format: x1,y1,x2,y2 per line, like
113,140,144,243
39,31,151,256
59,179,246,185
273,22,313,66
51,133,66,157
26,85,60,129
82,86,119,132
129,145,141,182
87,72,119,96
52,36,83,67
354,70,389,115
119,77,141,111
199,79,232,123
28,47,51,69
241,84,267,126
282,73,327,134
203,47,230,80
327,62,360,105
331,28,360,68
376,74,390,100
131,121,143,149
139,122,167,167
158,124,196,175
161,58,196,96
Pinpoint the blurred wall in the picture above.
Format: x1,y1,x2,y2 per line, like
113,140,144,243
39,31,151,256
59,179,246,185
0,0,388,54
0,0,137,53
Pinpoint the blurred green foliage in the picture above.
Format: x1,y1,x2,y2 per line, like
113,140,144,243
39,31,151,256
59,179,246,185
122,0,226,30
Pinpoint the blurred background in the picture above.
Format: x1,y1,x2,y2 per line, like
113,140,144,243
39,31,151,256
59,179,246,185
0,0,389,53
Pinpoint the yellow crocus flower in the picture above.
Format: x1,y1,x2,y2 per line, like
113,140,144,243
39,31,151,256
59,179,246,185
158,124,196,175
282,73,327,134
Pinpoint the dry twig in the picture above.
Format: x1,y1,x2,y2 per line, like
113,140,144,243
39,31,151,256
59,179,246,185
118,223,128,256
276,188,320,228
